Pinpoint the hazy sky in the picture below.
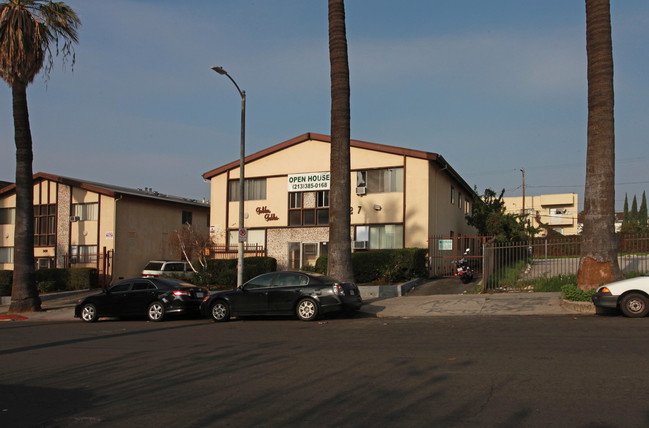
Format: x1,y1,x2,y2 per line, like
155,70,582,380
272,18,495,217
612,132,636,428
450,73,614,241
1,0,647,211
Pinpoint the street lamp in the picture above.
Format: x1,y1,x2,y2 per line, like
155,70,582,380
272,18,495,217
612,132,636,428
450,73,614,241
212,66,246,287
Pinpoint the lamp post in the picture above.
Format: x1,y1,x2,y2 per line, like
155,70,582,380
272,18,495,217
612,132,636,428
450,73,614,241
212,66,246,287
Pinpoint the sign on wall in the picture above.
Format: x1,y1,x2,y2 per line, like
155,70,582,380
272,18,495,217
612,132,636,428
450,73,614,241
438,239,453,251
287,172,330,192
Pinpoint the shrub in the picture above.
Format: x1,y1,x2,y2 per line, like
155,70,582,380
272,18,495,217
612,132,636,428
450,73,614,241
68,268,98,290
314,248,428,284
0,270,12,295
194,257,277,288
561,283,596,302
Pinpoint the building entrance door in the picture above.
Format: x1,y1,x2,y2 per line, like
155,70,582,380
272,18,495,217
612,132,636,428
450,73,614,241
287,242,328,270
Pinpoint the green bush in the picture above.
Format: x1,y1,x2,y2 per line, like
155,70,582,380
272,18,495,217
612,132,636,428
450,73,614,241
0,270,12,295
315,248,428,284
193,257,277,288
36,269,69,292
68,268,98,290
561,283,596,302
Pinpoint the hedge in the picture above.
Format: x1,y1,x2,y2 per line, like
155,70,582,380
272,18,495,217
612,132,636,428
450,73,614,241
192,256,277,288
0,267,98,295
314,248,428,284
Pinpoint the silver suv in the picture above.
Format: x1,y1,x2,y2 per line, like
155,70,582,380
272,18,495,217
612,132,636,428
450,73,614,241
142,260,192,278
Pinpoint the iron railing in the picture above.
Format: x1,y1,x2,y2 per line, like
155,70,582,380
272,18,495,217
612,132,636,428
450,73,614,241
482,234,649,291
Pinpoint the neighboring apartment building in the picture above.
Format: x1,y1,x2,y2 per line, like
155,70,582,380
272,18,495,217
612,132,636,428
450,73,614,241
202,132,477,270
503,193,579,236
0,173,209,282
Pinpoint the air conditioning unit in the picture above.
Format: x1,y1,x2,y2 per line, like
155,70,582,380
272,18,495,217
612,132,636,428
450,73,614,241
70,216,80,222
355,186,366,195
353,241,368,250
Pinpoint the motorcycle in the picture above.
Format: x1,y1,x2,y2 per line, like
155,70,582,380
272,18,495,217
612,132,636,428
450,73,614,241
452,248,473,284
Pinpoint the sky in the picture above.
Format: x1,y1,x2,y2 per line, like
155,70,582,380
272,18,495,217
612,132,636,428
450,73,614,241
1,0,647,211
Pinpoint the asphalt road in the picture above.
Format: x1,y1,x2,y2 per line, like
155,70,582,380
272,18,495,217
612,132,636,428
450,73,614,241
1,315,648,427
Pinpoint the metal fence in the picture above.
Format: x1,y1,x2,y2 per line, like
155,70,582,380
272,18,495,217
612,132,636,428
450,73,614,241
483,234,649,291
428,235,490,278
207,244,265,260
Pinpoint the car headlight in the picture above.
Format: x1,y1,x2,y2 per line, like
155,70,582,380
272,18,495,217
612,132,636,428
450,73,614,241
598,287,612,295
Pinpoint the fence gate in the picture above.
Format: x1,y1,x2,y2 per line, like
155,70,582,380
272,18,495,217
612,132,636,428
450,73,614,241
428,235,489,278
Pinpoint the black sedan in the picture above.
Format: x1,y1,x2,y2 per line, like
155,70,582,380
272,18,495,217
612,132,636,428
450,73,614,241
75,277,208,322
200,271,363,322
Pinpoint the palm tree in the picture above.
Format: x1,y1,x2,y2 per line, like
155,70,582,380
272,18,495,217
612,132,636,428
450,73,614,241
577,0,623,290
0,0,80,312
327,0,353,282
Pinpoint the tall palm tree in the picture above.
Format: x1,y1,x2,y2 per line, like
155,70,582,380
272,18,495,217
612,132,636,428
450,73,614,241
577,0,623,290
327,0,353,282
0,0,80,312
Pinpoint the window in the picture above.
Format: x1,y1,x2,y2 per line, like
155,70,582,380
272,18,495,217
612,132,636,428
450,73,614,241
70,245,97,263
228,178,267,201
72,203,98,221
182,210,193,225
288,191,329,226
458,192,463,210
451,186,455,204
356,224,403,249
465,199,471,215
0,247,14,264
0,208,15,225
228,229,266,249
34,204,56,247
358,168,404,193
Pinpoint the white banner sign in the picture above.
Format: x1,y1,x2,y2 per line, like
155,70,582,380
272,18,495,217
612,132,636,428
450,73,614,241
287,172,330,192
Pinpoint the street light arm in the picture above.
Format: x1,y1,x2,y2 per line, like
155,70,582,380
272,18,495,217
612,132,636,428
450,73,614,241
212,66,245,100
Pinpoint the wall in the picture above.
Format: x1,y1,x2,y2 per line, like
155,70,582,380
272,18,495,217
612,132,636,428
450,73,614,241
114,197,209,280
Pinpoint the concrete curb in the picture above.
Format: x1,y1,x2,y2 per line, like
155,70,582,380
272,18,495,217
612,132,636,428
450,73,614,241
358,278,423,300
560,299,596,314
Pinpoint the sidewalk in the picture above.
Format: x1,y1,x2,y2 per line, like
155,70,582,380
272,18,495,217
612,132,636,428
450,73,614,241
0,289,98,322
360,292,595,318
0,288,595,321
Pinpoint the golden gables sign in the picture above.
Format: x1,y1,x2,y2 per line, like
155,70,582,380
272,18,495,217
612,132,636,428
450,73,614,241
287,172,330,192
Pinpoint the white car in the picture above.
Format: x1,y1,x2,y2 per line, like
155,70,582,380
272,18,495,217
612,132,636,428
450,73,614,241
592,274,649,317
142,260,192,278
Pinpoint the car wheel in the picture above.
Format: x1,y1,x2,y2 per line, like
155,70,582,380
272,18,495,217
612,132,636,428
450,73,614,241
296,298,319,321
80,303,98,322
147,301,165,322
620,293,649,318
210,301,230,322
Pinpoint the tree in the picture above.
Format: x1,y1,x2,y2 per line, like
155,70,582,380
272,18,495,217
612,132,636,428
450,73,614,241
326,0,353,282
577,0,623,290
0,1,80,312
640,191,648,230
630,195,638,223
623,193,629,223
466,188,537,242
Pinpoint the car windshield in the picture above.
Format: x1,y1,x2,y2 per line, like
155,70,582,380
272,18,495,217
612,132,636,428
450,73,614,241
144,262,163,270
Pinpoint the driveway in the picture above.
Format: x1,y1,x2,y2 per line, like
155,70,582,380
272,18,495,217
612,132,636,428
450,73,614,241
408,277,480,295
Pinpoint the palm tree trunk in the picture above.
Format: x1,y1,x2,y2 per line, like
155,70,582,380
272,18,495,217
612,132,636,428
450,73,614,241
327,0,353,282
9,83,41,313
577,0,623,290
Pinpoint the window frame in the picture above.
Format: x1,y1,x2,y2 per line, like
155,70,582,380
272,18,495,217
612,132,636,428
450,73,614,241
34,204,56,247
228,178,267,202
288,190,329,226
0,247,14,264
72,202,98,221
0,207,15,225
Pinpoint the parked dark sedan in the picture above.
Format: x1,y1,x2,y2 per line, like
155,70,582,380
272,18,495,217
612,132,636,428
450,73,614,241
200,271,363,322
75,277,208,322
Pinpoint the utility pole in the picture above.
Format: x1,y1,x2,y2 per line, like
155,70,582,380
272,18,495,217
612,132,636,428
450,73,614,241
520,168,526,217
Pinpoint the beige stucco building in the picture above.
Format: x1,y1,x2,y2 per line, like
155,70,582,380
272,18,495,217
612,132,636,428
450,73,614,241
0,173,209,283
203,133,477,270
503,193,579,236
